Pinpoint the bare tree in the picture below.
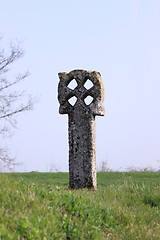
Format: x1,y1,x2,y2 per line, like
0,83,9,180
98,160,112,172
0,38,34,170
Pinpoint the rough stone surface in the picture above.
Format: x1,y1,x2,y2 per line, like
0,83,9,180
58,69,105,189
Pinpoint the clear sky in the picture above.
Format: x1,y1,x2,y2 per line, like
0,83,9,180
0,0,160,172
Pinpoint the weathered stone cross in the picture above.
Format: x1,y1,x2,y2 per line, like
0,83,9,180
58,69,105,189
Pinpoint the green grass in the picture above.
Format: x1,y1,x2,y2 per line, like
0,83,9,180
9,172,69,186
0,172,160,239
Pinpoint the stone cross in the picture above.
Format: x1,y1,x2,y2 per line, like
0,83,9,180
58,69,105,189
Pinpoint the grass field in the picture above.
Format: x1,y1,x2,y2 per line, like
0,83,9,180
0,172,160,239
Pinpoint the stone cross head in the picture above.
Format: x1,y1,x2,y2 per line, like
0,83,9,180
58,69,105,116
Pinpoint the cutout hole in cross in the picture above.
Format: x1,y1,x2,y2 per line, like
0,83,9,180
84,79,94,90
68,96,77,106
84,96,94,105
67,79,77,90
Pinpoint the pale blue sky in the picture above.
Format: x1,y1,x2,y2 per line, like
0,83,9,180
1,0,160,171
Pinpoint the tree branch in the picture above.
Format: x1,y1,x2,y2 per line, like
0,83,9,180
0,38,36,170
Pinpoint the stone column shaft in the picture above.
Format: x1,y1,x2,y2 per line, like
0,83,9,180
68,107,96,189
